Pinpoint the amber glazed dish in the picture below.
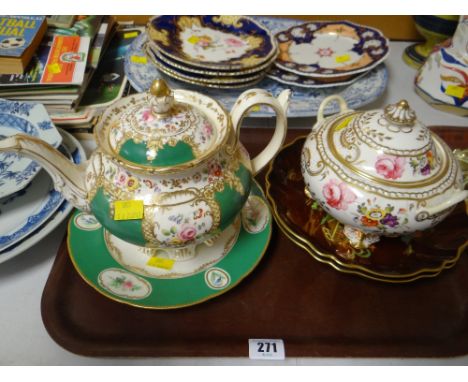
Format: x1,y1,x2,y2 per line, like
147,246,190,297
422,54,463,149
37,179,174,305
41,127,468,358
266,135,468,283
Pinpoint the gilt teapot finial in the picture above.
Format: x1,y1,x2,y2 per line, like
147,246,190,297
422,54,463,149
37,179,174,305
148,78,174,115
383,99,417,127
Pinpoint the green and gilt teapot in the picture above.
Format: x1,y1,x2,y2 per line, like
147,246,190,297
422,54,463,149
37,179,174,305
0,79,290,259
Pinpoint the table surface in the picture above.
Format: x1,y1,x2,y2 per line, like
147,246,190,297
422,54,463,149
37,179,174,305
0,41,467,366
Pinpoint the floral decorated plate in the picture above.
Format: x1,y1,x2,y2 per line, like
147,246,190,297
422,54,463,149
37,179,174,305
149,43,277,77
275,20,389,78
265,136,467,283
0,129,85,264
125,30,388,117
146,46,265,87
67,180,272,309
266,65,366,88
148,15,278,71
0,99,62,198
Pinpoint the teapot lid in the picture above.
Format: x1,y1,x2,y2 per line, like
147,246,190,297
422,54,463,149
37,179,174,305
96,79,230,173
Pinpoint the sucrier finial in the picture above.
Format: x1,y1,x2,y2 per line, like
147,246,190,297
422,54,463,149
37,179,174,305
148,78,174,115
383,99,417,127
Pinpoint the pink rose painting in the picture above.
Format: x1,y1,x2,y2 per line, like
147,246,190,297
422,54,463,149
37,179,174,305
225,37,243,47
375,155,406,180
141,109,154,122
322,179,357,210
178,224,197,242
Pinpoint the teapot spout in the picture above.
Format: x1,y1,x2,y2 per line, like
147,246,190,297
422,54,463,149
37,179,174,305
0,134,90,211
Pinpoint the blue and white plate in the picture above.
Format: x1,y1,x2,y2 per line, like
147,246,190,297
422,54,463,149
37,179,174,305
148,15,278,71
125,28,388,118
0,99,62,198
0,129,85,262
0,131,80,252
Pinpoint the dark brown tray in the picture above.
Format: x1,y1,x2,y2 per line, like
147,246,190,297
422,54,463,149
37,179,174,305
41,127,468,358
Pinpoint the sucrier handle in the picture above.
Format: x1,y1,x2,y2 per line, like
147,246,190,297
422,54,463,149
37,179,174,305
317,95,350,124
230,89,291,176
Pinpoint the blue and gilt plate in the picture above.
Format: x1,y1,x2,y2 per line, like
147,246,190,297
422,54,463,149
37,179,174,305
274,20,389,78
0,99,62,198
125,17,388,117
147,15,278,71
266,65,366,88
145,46,265,88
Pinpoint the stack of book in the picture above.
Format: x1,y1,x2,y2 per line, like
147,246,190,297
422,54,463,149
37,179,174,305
50,25,143,135
0,15,118,114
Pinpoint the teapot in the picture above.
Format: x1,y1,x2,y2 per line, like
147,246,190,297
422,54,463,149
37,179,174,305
301,95,467,248
0,79,290,259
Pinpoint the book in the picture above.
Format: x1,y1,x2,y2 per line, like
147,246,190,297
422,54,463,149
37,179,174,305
46,15,76,29
80,27,141,109
0,33,90,86
0,15,47,74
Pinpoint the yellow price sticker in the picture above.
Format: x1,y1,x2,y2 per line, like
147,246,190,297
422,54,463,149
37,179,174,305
124,31,139,39
445,85,465,99
130,55,148,64
334,115,354,131
48,63,62,74
335,54,350,64
113,200,144,221
249,105,261,113
146,256,175,270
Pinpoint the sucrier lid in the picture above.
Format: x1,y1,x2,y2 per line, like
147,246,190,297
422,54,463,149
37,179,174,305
97,79,228,172
353,100,432,155
324,100,448,185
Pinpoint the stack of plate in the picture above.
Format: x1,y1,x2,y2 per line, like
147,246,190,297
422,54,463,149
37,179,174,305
267,20,389,88
146,15,278,89
0,99,86,264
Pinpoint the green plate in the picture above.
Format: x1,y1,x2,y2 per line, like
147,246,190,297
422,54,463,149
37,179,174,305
67,180,271,309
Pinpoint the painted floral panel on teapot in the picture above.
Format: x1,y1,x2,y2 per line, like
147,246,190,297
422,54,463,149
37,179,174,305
85,146,252,248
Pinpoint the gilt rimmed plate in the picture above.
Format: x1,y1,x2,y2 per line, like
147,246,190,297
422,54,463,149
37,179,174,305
275,20,389,78
0,99,62,198
266,65,366,88
150,43,277,77
125,17,388,117
265,136,467,283
67,180,272,309
146,45,265,85
0,129,86,264
148,15,278,71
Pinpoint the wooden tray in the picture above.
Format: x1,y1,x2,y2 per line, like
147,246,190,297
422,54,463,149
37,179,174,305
41,127,468,358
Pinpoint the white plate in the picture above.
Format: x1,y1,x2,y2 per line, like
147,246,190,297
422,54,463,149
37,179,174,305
0,99,62,198
0,129,86,263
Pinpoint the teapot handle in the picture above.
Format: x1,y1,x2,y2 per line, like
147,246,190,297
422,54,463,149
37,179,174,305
230,89,291,176
317,95,350,123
